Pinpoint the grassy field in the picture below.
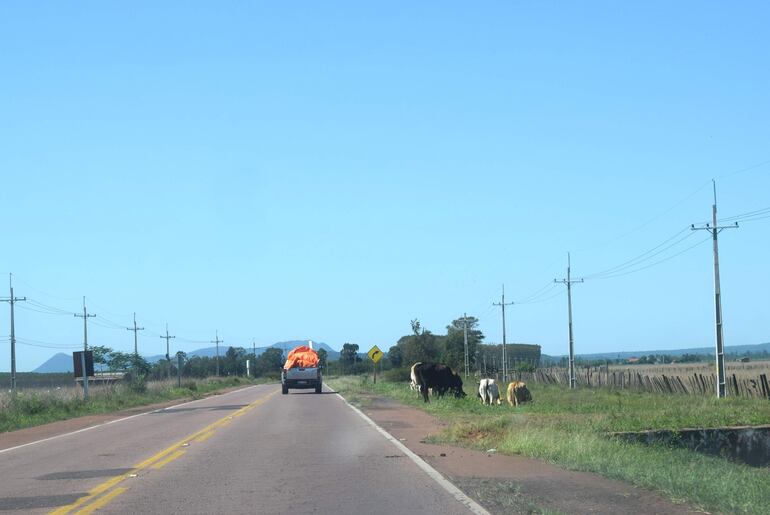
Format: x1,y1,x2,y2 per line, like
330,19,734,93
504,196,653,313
0,372,75,389
328,375,770,514
0,376,270,433
610,359,770,379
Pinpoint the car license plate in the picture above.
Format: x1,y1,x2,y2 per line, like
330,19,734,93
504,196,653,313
297,380,306,384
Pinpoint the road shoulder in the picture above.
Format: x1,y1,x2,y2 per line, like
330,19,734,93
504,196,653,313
356,394,698,515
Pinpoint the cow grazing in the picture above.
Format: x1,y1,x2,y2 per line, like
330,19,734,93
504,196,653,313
412,362,466,403
409,362,423,393
478,378,501,405
506,381,532,407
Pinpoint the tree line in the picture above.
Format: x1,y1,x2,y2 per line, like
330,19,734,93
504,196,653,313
89,345,329,380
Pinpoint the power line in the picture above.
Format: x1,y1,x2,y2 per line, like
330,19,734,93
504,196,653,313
582,227,694,279
514,282,558,304
717,205,770,223
596,236,711,280
16,340,80,350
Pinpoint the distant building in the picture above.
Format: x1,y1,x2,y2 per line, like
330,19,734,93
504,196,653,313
626,357,640,364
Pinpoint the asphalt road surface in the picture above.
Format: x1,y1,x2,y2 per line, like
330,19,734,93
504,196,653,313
0,385,480,514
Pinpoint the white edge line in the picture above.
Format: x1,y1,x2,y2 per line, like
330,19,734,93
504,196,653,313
328,384,491,515
0,384,261,455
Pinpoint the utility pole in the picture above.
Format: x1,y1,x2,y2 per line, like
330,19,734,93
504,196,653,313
74,296,96,399
211,330,223,376
252,339,257,378
691,180,738,398
160,323,176,380
463,312,469,379
493,284,514,384
2,274,26,392
555,253,583,389
126,312,144,357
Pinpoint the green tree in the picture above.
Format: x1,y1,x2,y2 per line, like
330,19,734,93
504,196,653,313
255,347,284,376
387,344,403,368
396,319,441,366
90,345,113,373
442,316,484,371
317,348,328,369
224,346,247,376
340,343,360,365
107,351,134,372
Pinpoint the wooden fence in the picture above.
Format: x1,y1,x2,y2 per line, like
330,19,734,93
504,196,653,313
498,367,770,399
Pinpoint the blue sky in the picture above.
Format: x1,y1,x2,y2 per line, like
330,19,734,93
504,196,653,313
1,1,769,371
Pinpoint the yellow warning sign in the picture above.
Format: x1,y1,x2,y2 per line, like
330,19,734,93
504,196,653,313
367,345,383,364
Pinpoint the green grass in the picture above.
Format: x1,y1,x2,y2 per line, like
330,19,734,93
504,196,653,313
328,376,770,514
0,376,268,433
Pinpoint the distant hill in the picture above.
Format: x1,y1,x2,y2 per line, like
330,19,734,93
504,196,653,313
33,353,74,373
137,340,339,364
544,341,770,361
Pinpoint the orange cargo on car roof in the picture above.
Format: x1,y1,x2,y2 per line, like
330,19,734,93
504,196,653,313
283,345,320,369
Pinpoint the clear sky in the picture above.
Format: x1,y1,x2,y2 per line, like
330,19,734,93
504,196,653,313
1,1,769,371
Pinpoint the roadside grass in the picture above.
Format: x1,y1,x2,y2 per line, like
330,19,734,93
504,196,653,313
327,376,770,514
0,376,269,433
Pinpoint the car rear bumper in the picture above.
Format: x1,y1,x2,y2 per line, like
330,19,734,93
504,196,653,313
283,379,321,389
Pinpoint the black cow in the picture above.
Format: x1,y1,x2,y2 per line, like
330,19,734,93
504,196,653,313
413,362,466,403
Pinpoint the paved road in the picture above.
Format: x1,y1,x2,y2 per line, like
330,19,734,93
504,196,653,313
0,385,477,514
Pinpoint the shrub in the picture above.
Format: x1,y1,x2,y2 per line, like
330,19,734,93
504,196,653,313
127,375,147,394
382,367,412,383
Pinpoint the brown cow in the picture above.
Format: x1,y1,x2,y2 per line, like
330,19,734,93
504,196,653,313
506,380,532,407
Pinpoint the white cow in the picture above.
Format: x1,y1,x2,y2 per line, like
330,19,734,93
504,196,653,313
410,362,423,393
478,378,501,405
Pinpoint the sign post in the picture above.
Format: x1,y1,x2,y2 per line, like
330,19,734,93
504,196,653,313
176,351,184,388
73,351,94,401
367,345,383,384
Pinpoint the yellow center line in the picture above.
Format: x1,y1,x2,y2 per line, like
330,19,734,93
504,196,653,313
194,430,217,443
50,388,279,515
150,449,186,469
74,487,128,515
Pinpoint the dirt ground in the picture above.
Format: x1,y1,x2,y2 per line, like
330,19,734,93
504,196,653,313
361,395,701,515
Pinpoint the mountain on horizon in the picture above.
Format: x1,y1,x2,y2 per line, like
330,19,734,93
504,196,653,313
33,340,341,372
33,352,74,373
143,340,339,364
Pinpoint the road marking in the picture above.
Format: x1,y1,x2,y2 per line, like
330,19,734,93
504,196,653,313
150,449,186,469
74,487,127,515
0,385,263,455
330,385,491,515
194,430,217,443
49,388,278,514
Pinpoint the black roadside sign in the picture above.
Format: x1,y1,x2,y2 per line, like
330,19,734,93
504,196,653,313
73,351,95,377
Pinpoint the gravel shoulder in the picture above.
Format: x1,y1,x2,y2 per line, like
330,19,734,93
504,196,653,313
358,394,700,514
